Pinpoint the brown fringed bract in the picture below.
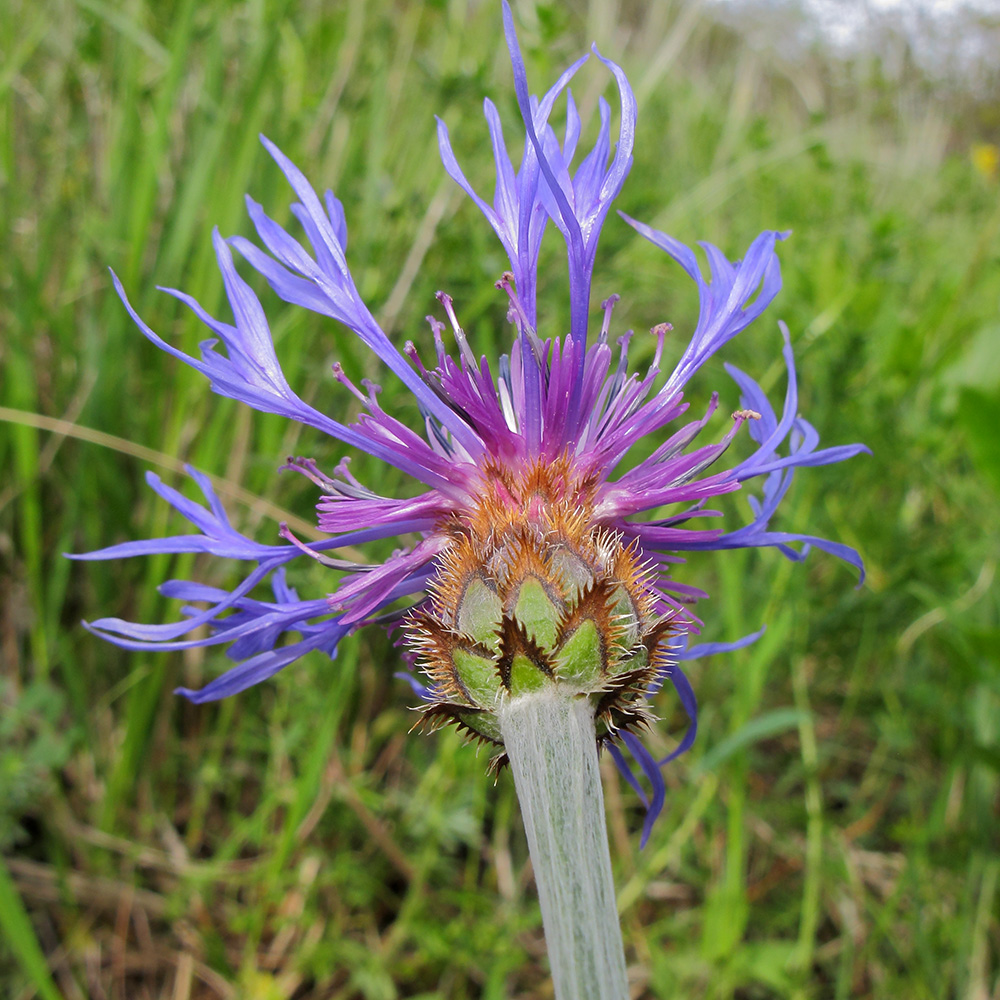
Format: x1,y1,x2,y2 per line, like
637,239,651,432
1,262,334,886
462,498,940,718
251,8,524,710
407,456,680,764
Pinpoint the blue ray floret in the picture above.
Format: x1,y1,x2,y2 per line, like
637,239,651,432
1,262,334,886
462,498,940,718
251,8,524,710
76,1,868,842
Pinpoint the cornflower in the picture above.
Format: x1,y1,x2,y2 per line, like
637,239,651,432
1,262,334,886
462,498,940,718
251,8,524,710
76,6,866,997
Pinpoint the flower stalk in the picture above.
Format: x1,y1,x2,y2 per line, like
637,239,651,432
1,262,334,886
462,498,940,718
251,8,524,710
500,691,628,1000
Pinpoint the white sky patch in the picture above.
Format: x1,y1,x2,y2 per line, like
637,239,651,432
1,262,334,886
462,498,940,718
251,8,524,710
798,0,996,47
707,0,1000,89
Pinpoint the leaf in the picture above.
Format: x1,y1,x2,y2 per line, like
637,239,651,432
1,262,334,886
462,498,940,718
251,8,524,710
693,708,809,775
0,858,63,1000
957,388,1000,496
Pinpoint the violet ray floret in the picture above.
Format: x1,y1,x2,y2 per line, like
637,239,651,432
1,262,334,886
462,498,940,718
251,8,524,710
78,0,867,842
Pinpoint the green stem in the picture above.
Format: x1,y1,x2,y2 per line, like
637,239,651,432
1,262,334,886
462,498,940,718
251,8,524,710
499,690,628,1000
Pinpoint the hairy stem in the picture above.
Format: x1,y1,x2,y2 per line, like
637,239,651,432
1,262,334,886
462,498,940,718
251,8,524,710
499,691,629,1000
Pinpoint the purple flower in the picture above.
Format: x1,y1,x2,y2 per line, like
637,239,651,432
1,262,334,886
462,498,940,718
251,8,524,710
76,2,867,843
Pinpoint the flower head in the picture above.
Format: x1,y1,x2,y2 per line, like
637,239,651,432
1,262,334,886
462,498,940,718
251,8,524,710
75,3,867,843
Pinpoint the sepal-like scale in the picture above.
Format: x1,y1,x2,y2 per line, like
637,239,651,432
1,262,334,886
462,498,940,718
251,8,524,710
407,456,678,760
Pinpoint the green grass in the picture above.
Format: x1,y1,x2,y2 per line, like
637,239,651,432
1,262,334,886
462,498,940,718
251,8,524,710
2,0,999,997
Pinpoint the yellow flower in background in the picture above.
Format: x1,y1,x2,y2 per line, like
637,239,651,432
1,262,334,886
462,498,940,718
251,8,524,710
971,143,999,182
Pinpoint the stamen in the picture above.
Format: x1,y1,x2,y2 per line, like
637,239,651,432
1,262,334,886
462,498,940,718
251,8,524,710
333,456,363,489
425,315,448,367
404,340,433,379
436,291,479,371
616,330,634,374
331,361,367,404
496,272,545,364
360,378,382,409
496,273,527,333
598,330,634,412
599,294,620,344
280,456,337,493
278,523,364,570
650,322,672,370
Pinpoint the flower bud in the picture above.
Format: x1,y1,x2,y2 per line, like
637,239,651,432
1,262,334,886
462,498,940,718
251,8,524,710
407,457,677,761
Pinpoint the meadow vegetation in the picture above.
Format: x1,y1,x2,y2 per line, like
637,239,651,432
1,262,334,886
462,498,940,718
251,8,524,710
1,0,998,996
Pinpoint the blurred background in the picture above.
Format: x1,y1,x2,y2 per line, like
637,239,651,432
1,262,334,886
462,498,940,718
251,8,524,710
2,0,999,996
